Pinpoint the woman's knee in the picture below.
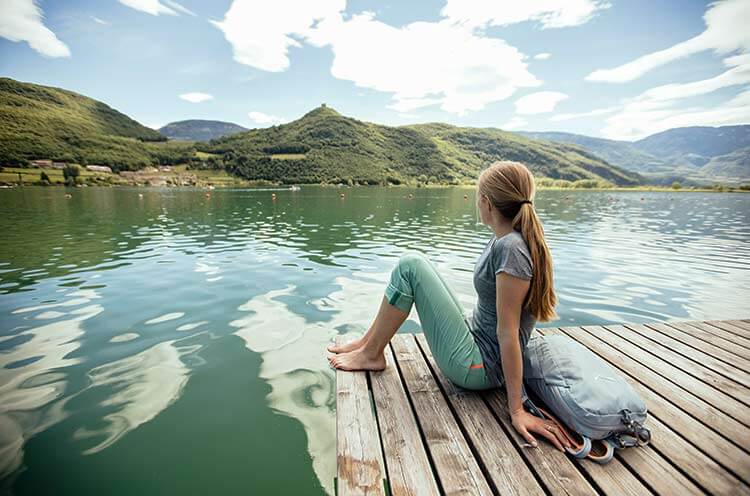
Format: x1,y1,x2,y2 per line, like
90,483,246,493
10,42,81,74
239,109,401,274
397,251,430,274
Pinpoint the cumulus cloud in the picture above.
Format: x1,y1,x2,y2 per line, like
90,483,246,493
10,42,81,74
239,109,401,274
179,92,213,103
0,0,70,57
514,91,568,114
248,111,285,125
213,1,544,114
533,52,551,60
211,0,344,72
441,0,611,29
587,0,750,82
503,117,528,130
118,0,194,16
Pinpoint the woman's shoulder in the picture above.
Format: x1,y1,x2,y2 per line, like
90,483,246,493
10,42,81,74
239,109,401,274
494,230,529,253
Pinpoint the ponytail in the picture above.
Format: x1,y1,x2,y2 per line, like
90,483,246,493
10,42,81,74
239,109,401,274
478,161,558,322
513,203,557,322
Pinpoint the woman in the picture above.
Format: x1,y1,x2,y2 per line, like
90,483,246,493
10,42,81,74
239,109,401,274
327,161,570,451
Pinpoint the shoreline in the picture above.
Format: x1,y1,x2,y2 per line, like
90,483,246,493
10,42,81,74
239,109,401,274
1,182,748,194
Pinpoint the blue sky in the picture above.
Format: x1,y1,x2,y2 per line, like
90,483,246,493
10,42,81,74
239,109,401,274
1,0,748,140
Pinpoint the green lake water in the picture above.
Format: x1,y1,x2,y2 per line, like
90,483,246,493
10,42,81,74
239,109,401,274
1,186,748,494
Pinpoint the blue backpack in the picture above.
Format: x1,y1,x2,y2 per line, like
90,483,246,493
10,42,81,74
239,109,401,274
522,332,651,448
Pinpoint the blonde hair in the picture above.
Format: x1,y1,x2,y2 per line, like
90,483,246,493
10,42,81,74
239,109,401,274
477,161,557,322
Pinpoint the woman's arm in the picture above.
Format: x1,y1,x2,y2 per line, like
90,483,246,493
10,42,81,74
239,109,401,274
496,272,569,451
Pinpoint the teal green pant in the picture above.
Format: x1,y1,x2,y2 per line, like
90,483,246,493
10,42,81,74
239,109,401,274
385,252,496,390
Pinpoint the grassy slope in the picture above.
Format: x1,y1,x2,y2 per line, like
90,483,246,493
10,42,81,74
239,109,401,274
0,78,193,169
202,107,643,186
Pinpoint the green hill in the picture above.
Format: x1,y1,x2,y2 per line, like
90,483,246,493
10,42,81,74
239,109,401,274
0,77,192,169
159,119,248,141
200,106,642,186
634,125,750,166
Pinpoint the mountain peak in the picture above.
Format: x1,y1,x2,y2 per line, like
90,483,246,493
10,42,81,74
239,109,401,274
301,104,342,119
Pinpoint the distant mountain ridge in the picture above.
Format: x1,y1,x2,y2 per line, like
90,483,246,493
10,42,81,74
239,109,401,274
518,126,750,183
159,119,248,141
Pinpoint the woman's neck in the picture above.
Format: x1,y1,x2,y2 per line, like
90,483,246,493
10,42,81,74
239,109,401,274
490,220,514,239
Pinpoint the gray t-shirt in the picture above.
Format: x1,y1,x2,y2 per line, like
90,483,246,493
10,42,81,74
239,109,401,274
469,230,537,387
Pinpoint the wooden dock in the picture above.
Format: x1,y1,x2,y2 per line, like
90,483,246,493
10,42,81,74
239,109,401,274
335,319,750,495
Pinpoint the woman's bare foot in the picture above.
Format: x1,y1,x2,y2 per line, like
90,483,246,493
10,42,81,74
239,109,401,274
328,348,386,371
327,334,368,353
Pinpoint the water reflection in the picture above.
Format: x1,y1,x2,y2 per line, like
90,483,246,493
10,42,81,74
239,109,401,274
73,340,196,455
0,301,101,478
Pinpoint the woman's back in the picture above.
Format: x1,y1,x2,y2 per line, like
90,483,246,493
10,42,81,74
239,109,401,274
471,230,537,387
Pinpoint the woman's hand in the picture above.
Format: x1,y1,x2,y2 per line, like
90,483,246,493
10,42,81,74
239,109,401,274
510,408,571,452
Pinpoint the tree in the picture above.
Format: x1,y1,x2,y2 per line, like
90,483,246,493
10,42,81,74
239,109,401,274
671,181,681,190
63,165,80,186
39,171,51,185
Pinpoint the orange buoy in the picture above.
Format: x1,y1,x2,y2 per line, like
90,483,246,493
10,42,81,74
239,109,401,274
463,194,468,200
205,192,211,198
64,193,72,199
340,193,345,198
271,193,277,200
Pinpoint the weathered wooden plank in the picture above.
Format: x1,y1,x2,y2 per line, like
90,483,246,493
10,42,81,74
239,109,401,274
632,322,750,389
578,325,750,425
336,337,387,496
658,321,750,370
370,344,440,495
390,334,493,496
705,320,750,346
680,321,750,360
603,324,750,406
727,320,750,333
552,328,750,494
551,327,750,484
413,334,547,496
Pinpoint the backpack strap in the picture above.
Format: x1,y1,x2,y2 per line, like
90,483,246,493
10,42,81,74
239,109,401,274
612,409,651,447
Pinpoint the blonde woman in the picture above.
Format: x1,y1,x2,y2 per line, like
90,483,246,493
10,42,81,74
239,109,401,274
327,161,569,451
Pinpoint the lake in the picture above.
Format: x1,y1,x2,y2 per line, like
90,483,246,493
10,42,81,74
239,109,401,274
1,186,748,494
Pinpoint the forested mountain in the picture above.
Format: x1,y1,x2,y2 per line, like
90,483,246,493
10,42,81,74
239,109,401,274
199,106,642,185
0,78,191,169
159,120,247,141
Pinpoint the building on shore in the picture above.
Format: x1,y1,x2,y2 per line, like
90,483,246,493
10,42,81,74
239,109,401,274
86,165,113,173
29,159,52,168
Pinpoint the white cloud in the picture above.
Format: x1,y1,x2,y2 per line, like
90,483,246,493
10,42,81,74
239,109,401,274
503,116,528,130
441,0,611,29
515,91,568,114
179,92,214,103
309,13,541,114
118,0,194,16
248,111,285,125
0,0,70,57
214,2,541,115
550,106,619,121
91,16,110,25
163,0,196,16
533,52,551,60
587,0,750,82
211,0,344,72
599,53,750,139
602,88,750,141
